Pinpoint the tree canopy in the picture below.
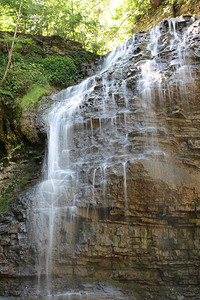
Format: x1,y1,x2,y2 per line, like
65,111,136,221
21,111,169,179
0,0,191,54
0,0,156,54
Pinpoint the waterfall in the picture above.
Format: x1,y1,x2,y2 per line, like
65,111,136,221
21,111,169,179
29,15,199,297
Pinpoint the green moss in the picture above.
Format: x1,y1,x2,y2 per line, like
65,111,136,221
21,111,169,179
86,263,95,270
176,269,187,276
19,84,50,112
107,278,128,290
0,187,14,214
114,235,121,247
0,172,32,213
112,262,125,270
190,218,200,226
0,148,42,213
86,260,112,271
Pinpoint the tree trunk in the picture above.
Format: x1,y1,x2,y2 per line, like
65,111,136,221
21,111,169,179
1,0,23,84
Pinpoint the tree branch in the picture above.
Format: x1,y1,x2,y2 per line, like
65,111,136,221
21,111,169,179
118,0,146,31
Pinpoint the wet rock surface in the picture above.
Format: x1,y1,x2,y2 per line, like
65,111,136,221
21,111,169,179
1,15,200,299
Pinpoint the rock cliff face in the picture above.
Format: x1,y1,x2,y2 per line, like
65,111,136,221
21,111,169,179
133,0,200,34
1,15,200,299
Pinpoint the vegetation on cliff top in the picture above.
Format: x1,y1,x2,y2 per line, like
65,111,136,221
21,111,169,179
0,0,194,103
0,50,82,101
0,0,191,55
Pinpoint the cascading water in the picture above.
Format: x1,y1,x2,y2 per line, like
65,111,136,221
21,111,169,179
32,79,97,290
31,38,136,297
29,15,199,298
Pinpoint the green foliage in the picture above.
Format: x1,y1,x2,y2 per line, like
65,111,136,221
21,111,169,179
0,0,192,55
163,0,187,8
0,51,80,101
71,49,97,64
164,0,182,4
113,0,151,37
16,53,80,88
11,142,23,153
42,56,79,87
0,0,116,54
0,33,33,50
0,55,46,99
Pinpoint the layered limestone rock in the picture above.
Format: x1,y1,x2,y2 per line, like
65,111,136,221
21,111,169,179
1,15,200,299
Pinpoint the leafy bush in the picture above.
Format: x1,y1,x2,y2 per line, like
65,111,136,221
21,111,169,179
0,65,45,99
71,49,97,63
0,53,80,100
0,53,46,99
42,55,79,87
